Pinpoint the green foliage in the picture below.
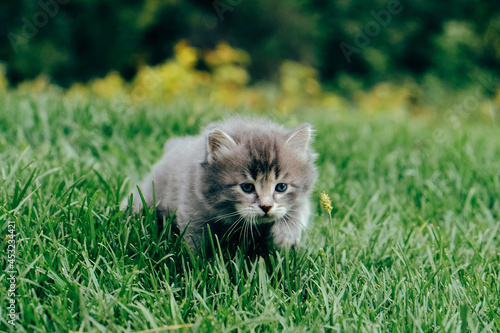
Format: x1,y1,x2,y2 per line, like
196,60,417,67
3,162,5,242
0,92,499,331
1,0,499,87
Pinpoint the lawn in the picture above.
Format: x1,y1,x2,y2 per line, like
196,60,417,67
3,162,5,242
1,92,499,332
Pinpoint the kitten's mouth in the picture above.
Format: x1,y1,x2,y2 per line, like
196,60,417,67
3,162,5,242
257,215,277,223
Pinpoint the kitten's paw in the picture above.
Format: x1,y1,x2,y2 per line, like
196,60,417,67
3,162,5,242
120,189,144,212
271,224,302,249
120,197,130,211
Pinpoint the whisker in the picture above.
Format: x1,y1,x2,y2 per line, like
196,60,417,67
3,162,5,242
205,211,240,223
254,220,262,238
282,215,294,239
249,217,255,244
239,218,247,245
245,219,250,245
222,216,243,241
284,213,319,232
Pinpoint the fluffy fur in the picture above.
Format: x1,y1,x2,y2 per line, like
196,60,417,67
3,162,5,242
122,117,317,251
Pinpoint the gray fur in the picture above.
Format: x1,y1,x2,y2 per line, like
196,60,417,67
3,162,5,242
122,117,317,250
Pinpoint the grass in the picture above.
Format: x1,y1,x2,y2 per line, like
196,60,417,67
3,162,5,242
0,91,499,332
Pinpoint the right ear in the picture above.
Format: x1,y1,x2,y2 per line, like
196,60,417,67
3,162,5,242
286,123,312,152
206,129,237,162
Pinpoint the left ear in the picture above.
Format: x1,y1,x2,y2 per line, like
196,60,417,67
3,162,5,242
206,128,237,162
286,123,312,151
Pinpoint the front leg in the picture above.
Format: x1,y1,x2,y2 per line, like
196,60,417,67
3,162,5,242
271,222,304,249
271,205,310,249
120,178,155,212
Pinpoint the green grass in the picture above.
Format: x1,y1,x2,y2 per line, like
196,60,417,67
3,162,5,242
1,91,499,332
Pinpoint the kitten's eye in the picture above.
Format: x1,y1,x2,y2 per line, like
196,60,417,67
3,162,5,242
275,183,288,192
240,183,255,193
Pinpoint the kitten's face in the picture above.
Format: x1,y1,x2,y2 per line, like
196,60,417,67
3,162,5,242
202,122,317,226
234,172,291,223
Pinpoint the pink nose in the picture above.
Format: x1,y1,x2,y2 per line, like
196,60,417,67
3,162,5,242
259,205,272,214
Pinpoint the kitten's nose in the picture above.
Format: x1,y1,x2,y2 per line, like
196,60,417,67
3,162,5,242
259,205,272,214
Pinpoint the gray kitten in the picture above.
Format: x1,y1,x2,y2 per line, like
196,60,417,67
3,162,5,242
122,117,317,251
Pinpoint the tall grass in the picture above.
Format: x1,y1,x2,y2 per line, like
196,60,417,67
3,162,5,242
0,92,499,332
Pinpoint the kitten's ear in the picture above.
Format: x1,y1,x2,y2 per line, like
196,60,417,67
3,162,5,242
207,129,237,162
286,123,312,151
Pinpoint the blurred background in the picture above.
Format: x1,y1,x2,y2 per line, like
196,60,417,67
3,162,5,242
1,0,500,117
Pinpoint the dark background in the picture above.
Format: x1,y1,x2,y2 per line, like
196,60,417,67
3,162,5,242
2,0,499,90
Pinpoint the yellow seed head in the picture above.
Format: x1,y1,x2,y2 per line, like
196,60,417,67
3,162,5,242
320,191,333,215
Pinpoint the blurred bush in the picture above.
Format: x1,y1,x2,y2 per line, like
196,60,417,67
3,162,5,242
10,41,498,121
62,41,334,112
1,0,499,89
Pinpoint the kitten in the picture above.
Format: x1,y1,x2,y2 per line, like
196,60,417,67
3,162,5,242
122,117,317,251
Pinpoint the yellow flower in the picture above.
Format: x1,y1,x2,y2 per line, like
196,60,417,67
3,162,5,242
66,82,89,99
18,75,50,93
174,40,198,68
495,87,500,109
91,71,125,98
320,191,333,215
213,64,249,86
0,63,8,92
280,61,320,96
204,42,250,67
